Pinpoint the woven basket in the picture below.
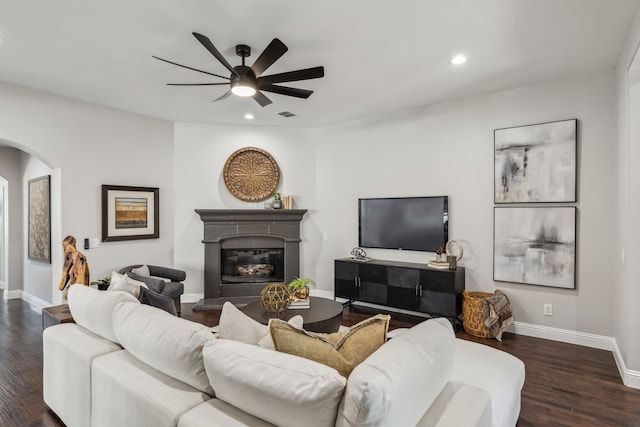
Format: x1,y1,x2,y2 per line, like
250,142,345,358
462,291,496,338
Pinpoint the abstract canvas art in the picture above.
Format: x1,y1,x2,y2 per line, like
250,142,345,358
495,119,577,203
494,207,576,289
28,175,51,263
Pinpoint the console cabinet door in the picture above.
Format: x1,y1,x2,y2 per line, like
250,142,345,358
358,263,387,305
386,266,420,310
419,270,458,317
334,261,360,300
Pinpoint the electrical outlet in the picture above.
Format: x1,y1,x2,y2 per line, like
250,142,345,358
322,233,328,241
544,304,553,316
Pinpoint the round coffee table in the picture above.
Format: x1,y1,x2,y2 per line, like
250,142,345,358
240,296,343,333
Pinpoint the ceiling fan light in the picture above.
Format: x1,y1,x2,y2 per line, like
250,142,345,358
231,84,256,97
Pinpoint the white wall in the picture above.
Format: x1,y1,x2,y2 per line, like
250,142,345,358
21,153,53,303
174,72,617,338
615,5,640,375
314,72,616,336
0,147,24,296
0,83,175,305
173,123,317,297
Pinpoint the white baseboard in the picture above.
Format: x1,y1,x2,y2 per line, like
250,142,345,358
20,291,51,312
182,293,203,304
612,339,640,389
509,321,615,351
4,290,22,300
510,321,640,390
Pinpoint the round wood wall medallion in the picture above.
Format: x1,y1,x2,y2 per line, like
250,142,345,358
223,147,280,202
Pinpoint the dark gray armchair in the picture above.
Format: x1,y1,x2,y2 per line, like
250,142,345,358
119,265,185,316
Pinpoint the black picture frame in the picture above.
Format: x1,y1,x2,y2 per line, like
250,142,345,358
101,185,159,242
493,206,577,289
494,119,578,203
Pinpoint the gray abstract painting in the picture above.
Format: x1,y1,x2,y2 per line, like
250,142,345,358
494,207,575,289
495,119,576,203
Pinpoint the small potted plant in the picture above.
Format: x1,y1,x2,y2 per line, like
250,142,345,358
90,276,111,291
272,192,282,209
287,277,316,299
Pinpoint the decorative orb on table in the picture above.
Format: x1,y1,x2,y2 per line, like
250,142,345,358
260,283,292,313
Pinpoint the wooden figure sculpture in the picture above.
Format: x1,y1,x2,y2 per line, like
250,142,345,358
58,235,90,300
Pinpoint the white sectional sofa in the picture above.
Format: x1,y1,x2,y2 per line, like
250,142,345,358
43,285,525,427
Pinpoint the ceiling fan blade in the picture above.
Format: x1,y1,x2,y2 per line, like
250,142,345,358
253,91,273,107
258,66,324,85
259,84,313,99
152,56,230,80
213,91,232,102
192,32,239,76
251,38,288,77
167,83,229,86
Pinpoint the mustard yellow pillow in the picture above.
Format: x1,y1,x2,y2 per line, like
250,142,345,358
269,314,390,377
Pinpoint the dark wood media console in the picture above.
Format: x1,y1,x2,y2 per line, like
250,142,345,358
334,258,465,324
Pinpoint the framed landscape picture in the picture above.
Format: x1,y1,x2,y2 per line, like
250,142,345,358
102,185,159,242
494,119,577,203
494,206,576,289
28,175,51,262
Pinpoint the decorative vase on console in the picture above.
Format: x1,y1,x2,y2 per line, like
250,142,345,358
272,192,282,209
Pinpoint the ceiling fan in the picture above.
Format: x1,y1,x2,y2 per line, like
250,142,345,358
153,32,325,107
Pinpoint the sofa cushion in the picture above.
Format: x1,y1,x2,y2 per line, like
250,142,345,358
43,323,123,427
112,302,215,395
131,264,151,277
217,301,302,349
67,283,140,343
92,350,210,427
138,286,177,316
203,339,346,427
335,317,455,427
179,399,275,427
108,271,148,298
270,314,389,377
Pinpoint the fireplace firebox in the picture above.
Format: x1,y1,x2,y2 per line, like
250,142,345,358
194,209,307,310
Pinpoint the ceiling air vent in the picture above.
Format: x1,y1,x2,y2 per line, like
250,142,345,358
278,111,296,118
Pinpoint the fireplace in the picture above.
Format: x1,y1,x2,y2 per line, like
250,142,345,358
193,209,307,310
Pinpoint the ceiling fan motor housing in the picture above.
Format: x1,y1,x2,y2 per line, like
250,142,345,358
231,65,257,90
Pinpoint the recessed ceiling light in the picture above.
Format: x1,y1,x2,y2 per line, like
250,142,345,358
450,54,467,65
244,113,254,120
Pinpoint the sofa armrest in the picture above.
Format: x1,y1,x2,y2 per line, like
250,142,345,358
148,265,186,282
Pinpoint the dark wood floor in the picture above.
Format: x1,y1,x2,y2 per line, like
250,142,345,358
2,296,640,427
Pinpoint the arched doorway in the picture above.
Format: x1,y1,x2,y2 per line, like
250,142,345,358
0,140,61,306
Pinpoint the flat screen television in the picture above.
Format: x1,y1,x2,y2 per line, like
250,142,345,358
358,196,448,252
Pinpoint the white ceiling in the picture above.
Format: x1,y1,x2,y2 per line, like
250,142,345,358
0,0,637,127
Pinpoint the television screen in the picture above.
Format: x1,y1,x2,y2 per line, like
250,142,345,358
358,196,448,252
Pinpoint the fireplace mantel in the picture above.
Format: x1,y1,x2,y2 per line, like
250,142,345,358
193,209,307,311
195,209,307,223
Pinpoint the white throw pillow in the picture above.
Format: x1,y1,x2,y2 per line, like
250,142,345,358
335,317,455,427
131,264,151,277
217,301,302,349
108,271,147,298
112,302,215,395
67,283,140,343
203,339,346,427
